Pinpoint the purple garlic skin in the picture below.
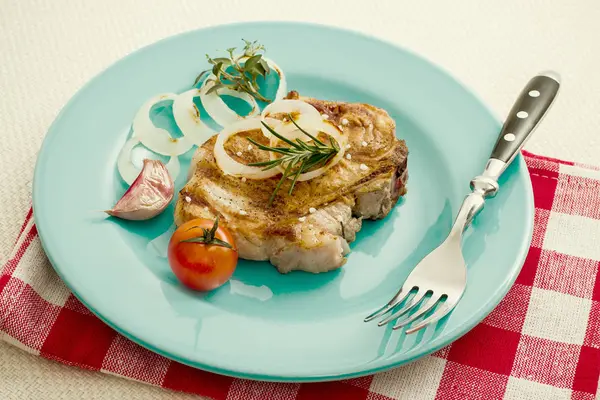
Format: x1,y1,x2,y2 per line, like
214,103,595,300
106,159,174,220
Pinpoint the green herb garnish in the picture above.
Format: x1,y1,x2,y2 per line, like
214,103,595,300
195,39,271,103
247,114,340,206
180,215,233,249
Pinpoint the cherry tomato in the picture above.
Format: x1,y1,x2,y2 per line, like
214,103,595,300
168,217,238,291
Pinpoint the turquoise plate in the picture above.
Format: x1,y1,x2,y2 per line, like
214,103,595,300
33,22,533,381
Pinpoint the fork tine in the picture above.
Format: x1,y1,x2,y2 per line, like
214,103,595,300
377,289,427,326
364,287,412,322
392,294,442,330
404,301,455,334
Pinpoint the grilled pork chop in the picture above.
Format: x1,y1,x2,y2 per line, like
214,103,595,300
174,92,408,273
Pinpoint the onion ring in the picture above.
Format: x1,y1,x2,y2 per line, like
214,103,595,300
260,99,322,139
172,89,215,146
199,77,260,127
117,137,180,185
214,117,280,179
133,94,194,156
262,57,287,101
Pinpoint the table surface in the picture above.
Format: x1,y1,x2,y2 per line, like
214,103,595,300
1,0,599,398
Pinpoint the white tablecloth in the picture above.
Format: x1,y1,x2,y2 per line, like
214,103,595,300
1,1,599,398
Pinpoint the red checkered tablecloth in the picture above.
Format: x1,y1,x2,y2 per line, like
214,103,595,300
1,151,599,399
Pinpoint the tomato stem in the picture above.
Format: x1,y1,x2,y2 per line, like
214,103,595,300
179,216,233,249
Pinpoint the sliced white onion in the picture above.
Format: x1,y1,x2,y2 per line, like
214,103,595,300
117,137,180,185
263,57,287,101
133,94,194,156
262,121,307,142
214,117,280,179
260,99,322,139
269,120,347,182
199,77,260,127
172,89,215,146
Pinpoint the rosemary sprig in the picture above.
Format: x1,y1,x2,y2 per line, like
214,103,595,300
180,215,233,249
194,39,271,103
247,115,340,206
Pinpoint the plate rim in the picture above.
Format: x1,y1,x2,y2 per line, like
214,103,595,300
32,20,535,382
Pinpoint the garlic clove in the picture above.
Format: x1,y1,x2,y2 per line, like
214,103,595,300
106,159,174,220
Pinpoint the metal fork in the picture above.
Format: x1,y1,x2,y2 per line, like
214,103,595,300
365,72,561,334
